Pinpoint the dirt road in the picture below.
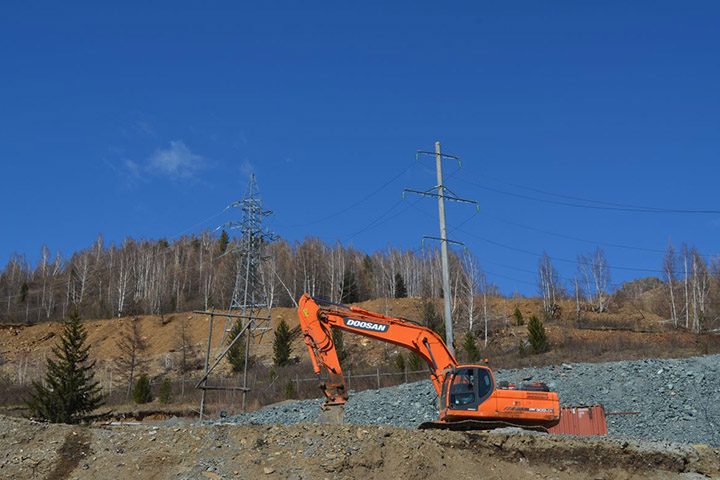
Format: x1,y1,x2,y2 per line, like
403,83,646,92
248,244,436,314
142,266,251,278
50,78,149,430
1,415,718,479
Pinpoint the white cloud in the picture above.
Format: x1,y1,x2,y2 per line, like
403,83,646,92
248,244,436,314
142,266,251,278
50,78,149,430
124,159,141,178
147,141,204,178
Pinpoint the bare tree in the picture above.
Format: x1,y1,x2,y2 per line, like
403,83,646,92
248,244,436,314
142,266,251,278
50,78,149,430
681,243,690,329
115,317,147,398
577,247,610,312
662,241,679,328
459,250,481,331
538,252,560,316
690,247,709,333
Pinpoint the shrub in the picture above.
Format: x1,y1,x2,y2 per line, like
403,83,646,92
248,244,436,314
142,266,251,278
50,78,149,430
285,380,296,399
394,353,406,373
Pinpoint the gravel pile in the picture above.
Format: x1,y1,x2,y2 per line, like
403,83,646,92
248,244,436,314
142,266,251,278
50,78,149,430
223,354,720,446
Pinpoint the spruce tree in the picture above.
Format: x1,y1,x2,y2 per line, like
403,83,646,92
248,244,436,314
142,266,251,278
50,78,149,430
394,273,407,298
226,320,249,373
19,282,28,304
26,310,103,423
422,299,446,340
273,319,292,366
158,378,173,404
513,307,524,326
218,230,230,254
462,331,482,363
527,315,550,353
332,328,347,363
132,374,152,404
407,352,423,371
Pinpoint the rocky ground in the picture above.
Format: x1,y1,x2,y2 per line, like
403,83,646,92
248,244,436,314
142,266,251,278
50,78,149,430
1,414,719,480
3,354,719,478
223,354,720,447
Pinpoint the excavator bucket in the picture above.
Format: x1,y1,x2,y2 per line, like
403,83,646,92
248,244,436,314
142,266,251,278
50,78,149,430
317,404,345,424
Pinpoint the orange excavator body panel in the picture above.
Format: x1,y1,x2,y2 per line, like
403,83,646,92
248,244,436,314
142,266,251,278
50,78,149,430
298,294,560,429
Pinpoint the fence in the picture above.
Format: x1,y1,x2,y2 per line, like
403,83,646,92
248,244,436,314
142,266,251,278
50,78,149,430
0,354,434,415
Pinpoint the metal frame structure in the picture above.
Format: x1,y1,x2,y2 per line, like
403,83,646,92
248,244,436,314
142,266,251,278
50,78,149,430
196,174,278,419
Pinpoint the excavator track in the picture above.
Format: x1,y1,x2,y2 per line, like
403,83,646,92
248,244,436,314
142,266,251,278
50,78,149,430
418,419,549,433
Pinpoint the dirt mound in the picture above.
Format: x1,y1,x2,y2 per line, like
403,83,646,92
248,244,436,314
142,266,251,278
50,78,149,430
0,415,718,479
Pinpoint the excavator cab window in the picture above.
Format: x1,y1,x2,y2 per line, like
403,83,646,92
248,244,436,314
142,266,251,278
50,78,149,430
449,368,477,409
448,367,494,411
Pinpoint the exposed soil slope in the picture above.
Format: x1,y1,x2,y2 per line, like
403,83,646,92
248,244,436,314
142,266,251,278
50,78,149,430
1,415,718,480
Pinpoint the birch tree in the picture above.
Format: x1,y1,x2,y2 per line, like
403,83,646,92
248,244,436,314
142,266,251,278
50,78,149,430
538,252,560,316
577,248,610,312
459,250,481,331
662,242,679,328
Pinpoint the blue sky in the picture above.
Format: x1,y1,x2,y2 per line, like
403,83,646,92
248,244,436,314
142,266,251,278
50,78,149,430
1,1,719,296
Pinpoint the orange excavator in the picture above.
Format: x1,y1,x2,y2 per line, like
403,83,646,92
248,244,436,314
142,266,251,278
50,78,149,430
298,294,560,431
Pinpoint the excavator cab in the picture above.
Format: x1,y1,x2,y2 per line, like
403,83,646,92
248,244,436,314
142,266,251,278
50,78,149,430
441,366,494,411
434,365,559,430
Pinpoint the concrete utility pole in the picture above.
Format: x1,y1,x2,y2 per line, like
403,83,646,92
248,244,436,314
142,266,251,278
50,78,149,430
434,142,454,355
404,142,479,356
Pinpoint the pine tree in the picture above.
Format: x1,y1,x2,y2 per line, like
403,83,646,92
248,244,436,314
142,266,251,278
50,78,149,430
394,273,407,298
332,328,347,363
462,331,482,363
273,319,292,366
132,374,152,404
527,315,550,353
513,307,524,326
26,310,103,423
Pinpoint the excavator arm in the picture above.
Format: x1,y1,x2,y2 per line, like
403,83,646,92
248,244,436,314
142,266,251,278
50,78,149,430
298,294,456,406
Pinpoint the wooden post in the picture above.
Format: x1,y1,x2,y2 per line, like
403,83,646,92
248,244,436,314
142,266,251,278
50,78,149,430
376,367,380,389
199,311,214,421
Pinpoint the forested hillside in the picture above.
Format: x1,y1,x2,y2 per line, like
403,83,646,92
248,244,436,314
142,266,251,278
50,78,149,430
1,232,718,335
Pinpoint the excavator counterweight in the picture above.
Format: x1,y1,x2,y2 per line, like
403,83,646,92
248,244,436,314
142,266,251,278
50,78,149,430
298,294,560,430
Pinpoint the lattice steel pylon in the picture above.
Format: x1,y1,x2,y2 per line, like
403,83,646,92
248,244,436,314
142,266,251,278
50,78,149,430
217,173,279,411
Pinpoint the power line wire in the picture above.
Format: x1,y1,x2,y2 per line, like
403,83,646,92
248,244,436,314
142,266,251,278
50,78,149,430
451,174,720,214
408,202,667,274
280,161,417,228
